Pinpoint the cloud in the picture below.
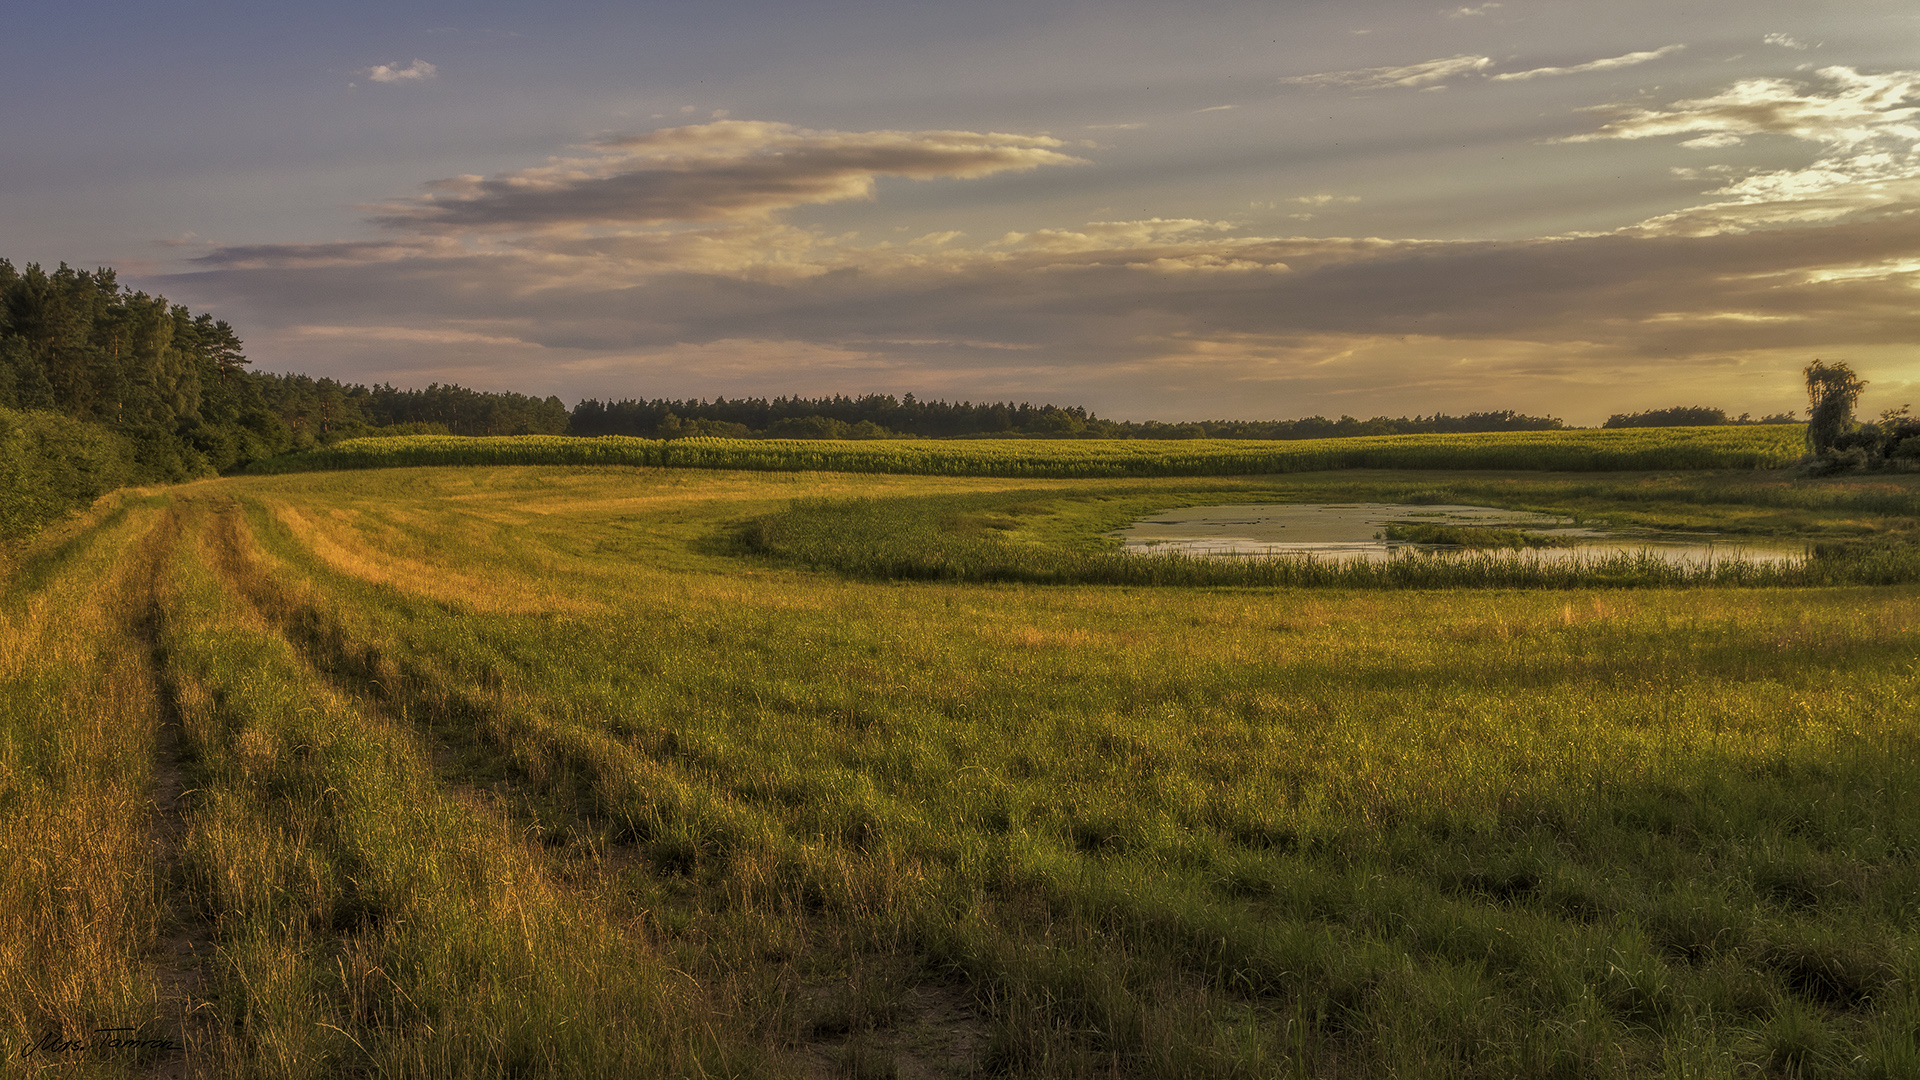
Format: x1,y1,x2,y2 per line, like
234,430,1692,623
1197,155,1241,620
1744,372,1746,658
991,218,1239,253
160,114,1920,423
167,211,1920,421
367,120,1086,233
1281,54,1491,90
1634,162,1920,236
364,59,437,84
1448,4,1500,17
1287,46,1684,91
1764,33,1810,51
292,324,532,347
191,237,464,270
1562,66,1920,235
1490,45,1685,82
1566,66,1920,148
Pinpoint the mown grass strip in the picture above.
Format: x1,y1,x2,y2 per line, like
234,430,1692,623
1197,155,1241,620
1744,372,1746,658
0,497,185,1077
148,499,766,1079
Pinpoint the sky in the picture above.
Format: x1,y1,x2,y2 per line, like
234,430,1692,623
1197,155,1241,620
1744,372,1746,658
5,0,1920,424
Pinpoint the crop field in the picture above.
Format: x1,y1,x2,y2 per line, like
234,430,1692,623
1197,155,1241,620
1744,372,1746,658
3,459,1919,1078
250,425,1809,478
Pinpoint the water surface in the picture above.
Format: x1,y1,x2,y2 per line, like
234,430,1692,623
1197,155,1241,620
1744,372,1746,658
1115,503,1803,565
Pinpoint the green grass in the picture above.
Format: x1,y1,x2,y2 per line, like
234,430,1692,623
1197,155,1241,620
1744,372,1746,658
729,472,1920,588
247,425,1810,478
1377,523,1576,548
4,462,1919,1077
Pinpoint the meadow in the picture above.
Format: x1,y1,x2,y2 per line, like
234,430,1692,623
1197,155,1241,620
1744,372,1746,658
1,455,1917,1078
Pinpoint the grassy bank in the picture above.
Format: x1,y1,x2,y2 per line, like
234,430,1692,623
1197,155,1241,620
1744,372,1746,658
3,463,1917,1076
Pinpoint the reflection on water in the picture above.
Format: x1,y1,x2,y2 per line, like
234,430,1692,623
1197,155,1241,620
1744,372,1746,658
1115,503,1804,565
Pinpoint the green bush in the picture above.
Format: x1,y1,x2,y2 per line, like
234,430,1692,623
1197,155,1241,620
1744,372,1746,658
0,408,134,542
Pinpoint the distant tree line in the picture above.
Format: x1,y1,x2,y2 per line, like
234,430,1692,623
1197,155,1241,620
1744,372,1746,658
1602,406,1799,428
1102,410,1567,441
570,395,1102,439
571,396,1570,441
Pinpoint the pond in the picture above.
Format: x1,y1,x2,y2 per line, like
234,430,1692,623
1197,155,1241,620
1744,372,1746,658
1113,503,1805,565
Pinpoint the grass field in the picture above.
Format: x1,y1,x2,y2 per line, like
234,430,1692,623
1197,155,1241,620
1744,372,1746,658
3,460,1918,1078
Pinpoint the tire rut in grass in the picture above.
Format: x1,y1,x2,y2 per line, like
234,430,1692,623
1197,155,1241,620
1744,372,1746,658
202,501,658,891
202,501,995,1077
130,512,217,1078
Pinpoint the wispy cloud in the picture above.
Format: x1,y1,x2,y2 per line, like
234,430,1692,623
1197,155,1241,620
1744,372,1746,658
1567,66,1920,236
1448,4,1500,18
367,120,1086,234
363,59,438,84
1282,54,1491,90
1763,33,1810,51
1285,47,1680,92
192,237,463,270
292,324,531,347
1567,66,1920,147
1491,45,1685,82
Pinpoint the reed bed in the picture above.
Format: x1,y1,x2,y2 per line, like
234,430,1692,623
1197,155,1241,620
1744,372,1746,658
733,486,1920,588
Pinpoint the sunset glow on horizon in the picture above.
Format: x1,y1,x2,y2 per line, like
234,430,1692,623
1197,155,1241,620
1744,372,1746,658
7,0,1920,424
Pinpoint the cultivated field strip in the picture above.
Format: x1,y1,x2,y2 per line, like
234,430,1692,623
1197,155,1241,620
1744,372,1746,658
250,425,1808,479
7,466,1920,1078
